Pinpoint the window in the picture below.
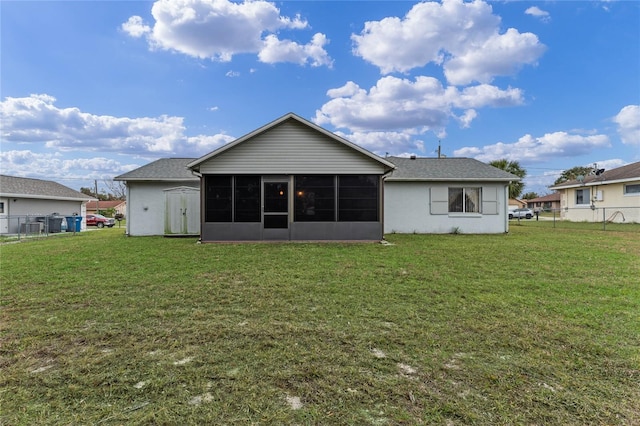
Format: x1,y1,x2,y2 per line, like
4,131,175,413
338,175,378,221
234,176,260,222
624,184,640,195
448,187,481,213
0,202,4,214
575,188,590,205
205,176,232,222
294,176,335,221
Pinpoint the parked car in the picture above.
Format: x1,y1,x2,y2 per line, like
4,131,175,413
509,208,534,219
86,214,115,228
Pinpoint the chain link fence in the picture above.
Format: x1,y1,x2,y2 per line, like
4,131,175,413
512,206,640,232
1,214,82,241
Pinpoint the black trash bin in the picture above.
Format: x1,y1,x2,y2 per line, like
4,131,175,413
48,215,64,233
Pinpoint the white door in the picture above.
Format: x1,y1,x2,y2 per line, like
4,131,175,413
0,198,8,234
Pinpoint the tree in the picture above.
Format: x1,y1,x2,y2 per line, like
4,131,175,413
489,159,526,199
521,192,538,200
554,166,593,186
104,180,126,200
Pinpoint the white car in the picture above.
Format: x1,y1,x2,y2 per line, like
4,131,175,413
509,208,534,219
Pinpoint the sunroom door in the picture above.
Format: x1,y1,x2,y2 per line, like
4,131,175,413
263,181,289,240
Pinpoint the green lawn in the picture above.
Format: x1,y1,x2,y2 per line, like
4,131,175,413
1,226,638,425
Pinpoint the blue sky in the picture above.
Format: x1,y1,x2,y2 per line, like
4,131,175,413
1,0,639,196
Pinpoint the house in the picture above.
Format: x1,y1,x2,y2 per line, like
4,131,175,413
508,198,527,209
0,175,93,234
118,113,521,239
86,200,127,217
114,158,199,236
187,113,395,241
526,193,561,212
383,156,519,234
549,161,640,223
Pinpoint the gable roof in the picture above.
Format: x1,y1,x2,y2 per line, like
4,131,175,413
0,175,93,201
86,200,126,210
527,192,561,203
114,158,198,181
550,161,640,189
385,157,520,182
187,113,396,172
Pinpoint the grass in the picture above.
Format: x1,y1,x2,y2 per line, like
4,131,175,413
1,226,639,425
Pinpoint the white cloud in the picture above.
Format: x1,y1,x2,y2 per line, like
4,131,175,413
613,105,640,145
123,0,331,67
453,131,611,163
0,150,140,181
444,29,545,86
314,76,523,134
121,16,151,38
352,0,545,85
259,33,333,67
0,94,234,157
525,6,551,22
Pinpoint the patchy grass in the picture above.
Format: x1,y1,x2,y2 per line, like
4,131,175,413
1,226,639,425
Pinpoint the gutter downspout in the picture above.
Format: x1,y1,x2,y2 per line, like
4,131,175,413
190,169,203,243
380,167,396,239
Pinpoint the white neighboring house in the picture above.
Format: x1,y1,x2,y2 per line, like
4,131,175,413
383,156,519,234
0,175,93,234
549,161,640,223
114,158,200,236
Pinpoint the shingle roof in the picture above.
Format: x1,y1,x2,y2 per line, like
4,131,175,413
0,175,93,201
86,200,126,210
385,157,520,181
114,158,198,181
527,192,561,203
550,161,640,189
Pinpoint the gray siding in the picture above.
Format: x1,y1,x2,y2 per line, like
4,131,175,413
198,121,386,175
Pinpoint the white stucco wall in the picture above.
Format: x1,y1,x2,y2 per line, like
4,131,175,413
126,181,199,236
384,181,509,234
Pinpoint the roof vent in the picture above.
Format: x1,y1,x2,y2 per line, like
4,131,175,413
410,155,416,160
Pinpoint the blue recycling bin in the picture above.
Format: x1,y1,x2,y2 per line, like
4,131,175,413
66,216,82,232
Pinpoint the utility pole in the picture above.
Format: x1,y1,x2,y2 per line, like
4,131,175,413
95,180,99,215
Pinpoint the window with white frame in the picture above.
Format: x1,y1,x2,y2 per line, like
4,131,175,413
624,184,640,195
448,187,481,213
575,188,590,205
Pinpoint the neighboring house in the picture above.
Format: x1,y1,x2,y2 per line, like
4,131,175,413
508,198,527,209
86,200,127,217
526,193,561,212
114,158,199,236
549,161,640,223
0,175,93,234
187,113,395,241
384,157,519,234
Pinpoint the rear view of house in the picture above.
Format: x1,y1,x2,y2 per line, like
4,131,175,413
118,113,522,239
